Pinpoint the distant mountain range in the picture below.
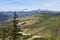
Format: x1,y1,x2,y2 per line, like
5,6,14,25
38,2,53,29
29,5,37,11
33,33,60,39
0,9,60,22
0,13,9,22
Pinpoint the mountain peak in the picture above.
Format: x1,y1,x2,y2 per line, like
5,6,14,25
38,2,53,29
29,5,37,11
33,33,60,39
21,9,31,12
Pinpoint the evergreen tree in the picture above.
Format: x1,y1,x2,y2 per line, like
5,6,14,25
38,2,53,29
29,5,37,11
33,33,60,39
12,11,20,40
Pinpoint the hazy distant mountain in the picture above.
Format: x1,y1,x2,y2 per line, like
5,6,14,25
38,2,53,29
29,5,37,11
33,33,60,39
0,9,60,22
1,9,60,16
0,13,10,22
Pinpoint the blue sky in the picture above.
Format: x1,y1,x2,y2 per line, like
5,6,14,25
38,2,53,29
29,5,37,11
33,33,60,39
0,0,60,11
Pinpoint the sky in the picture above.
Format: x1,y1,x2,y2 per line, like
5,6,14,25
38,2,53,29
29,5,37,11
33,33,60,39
0,0,60,11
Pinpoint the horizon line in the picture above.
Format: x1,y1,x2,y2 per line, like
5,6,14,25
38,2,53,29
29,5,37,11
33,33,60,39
0,9,60,12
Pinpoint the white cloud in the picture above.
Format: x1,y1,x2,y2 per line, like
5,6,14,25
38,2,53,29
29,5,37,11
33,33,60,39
0,0,60,11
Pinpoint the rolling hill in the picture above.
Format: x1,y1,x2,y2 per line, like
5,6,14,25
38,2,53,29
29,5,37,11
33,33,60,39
0,13,60,40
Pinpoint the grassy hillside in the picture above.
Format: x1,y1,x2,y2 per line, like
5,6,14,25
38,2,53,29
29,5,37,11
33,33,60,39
0,13,60,40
